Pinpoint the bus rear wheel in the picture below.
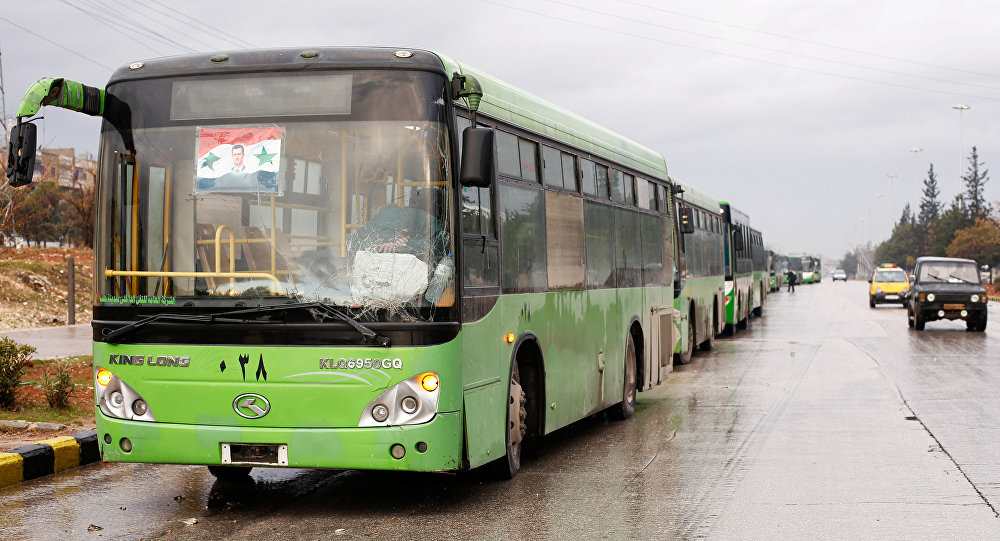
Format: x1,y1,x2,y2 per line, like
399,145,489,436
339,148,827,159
611,333,637,420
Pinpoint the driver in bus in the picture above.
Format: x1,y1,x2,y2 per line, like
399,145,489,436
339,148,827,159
350,187,448,261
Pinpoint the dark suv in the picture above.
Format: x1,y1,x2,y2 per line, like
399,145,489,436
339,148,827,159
908,257,988,331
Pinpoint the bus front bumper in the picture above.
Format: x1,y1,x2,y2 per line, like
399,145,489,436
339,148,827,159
97,410,464,471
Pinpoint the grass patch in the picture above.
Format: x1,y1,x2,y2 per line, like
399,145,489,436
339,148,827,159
0,354,95,426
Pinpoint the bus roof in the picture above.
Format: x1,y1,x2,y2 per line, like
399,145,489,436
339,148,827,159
672,178,720,213
435,52,669,180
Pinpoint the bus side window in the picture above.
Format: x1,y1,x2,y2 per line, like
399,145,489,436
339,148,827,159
580,158,597,195
584,201,614,288
499,183,547,292
595,164,610,200
609,169,625,203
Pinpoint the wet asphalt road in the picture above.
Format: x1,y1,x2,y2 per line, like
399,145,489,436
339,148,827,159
3,281,1000,540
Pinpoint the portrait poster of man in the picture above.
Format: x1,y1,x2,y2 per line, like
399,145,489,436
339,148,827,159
195,127,283,193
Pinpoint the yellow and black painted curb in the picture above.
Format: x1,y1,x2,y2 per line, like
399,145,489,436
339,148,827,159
0,431,98,489
989,296,1000,303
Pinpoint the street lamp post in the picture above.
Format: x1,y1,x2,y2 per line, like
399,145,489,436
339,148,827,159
953,104,970,206
909,147,923,212
886,174,898,218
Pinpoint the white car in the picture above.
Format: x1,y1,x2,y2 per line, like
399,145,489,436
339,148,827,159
832,269,848,281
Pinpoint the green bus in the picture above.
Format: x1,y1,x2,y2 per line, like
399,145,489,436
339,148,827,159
786,254,819,284
786,254,818,284
7,47,680,479
720,202,765,333
671,181,725,364
766,249,784,293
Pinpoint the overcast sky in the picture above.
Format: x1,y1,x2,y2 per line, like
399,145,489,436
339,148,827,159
3,0,1000,263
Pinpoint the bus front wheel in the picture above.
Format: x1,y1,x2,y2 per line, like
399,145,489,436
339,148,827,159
495,362,527,479
207,465,252,481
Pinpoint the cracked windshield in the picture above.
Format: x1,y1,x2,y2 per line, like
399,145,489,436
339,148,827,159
94,71,454,321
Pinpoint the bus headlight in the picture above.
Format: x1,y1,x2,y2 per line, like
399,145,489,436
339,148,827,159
95,368,155,422
359,372,439,427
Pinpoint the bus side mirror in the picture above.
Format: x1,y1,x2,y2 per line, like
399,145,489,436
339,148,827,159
678,206,694,234
5,122,37,187
460,127,493,188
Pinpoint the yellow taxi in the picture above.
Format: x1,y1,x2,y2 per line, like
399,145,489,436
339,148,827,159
869,264,910,307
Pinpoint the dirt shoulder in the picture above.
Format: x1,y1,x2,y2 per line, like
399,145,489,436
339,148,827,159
0,246,93,330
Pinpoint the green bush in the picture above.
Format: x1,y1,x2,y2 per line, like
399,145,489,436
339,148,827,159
41,361,75,409
0,337,37,409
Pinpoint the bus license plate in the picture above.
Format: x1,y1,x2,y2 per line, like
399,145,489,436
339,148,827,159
221,443,288,466
944,303,965,310
885,295,899,300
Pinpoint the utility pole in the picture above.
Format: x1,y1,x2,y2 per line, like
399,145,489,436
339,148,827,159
0,44,8,150
909,147,923,211
953,104,970,208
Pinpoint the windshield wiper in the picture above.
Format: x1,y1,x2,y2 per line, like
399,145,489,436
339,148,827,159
296,302,391,347
925,273,946,282
949,274,976,284
103,302,390,346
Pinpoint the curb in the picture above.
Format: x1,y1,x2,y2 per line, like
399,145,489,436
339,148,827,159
989,296,1000,303
0,430,99,489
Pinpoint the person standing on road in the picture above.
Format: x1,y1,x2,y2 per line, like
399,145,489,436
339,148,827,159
787,269,797,292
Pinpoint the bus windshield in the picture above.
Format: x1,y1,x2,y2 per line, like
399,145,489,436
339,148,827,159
95,70,455,322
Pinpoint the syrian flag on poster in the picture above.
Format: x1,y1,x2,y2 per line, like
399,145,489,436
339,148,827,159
195,126,283,193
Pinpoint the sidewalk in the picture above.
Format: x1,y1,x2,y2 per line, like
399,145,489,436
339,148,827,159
0,324,92,359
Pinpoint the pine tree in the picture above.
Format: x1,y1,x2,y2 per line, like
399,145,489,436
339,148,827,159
918,164,941,226
963,146,991,220
898,203,914,226
917,164,941,254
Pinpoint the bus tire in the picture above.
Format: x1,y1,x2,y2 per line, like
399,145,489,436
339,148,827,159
494,361,527,479
699,306,715,351
611,333,637,420
207,465,252,480
736,295,747,330
675,310,694,365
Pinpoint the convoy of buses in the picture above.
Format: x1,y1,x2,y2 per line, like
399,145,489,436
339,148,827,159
4,47,818,479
